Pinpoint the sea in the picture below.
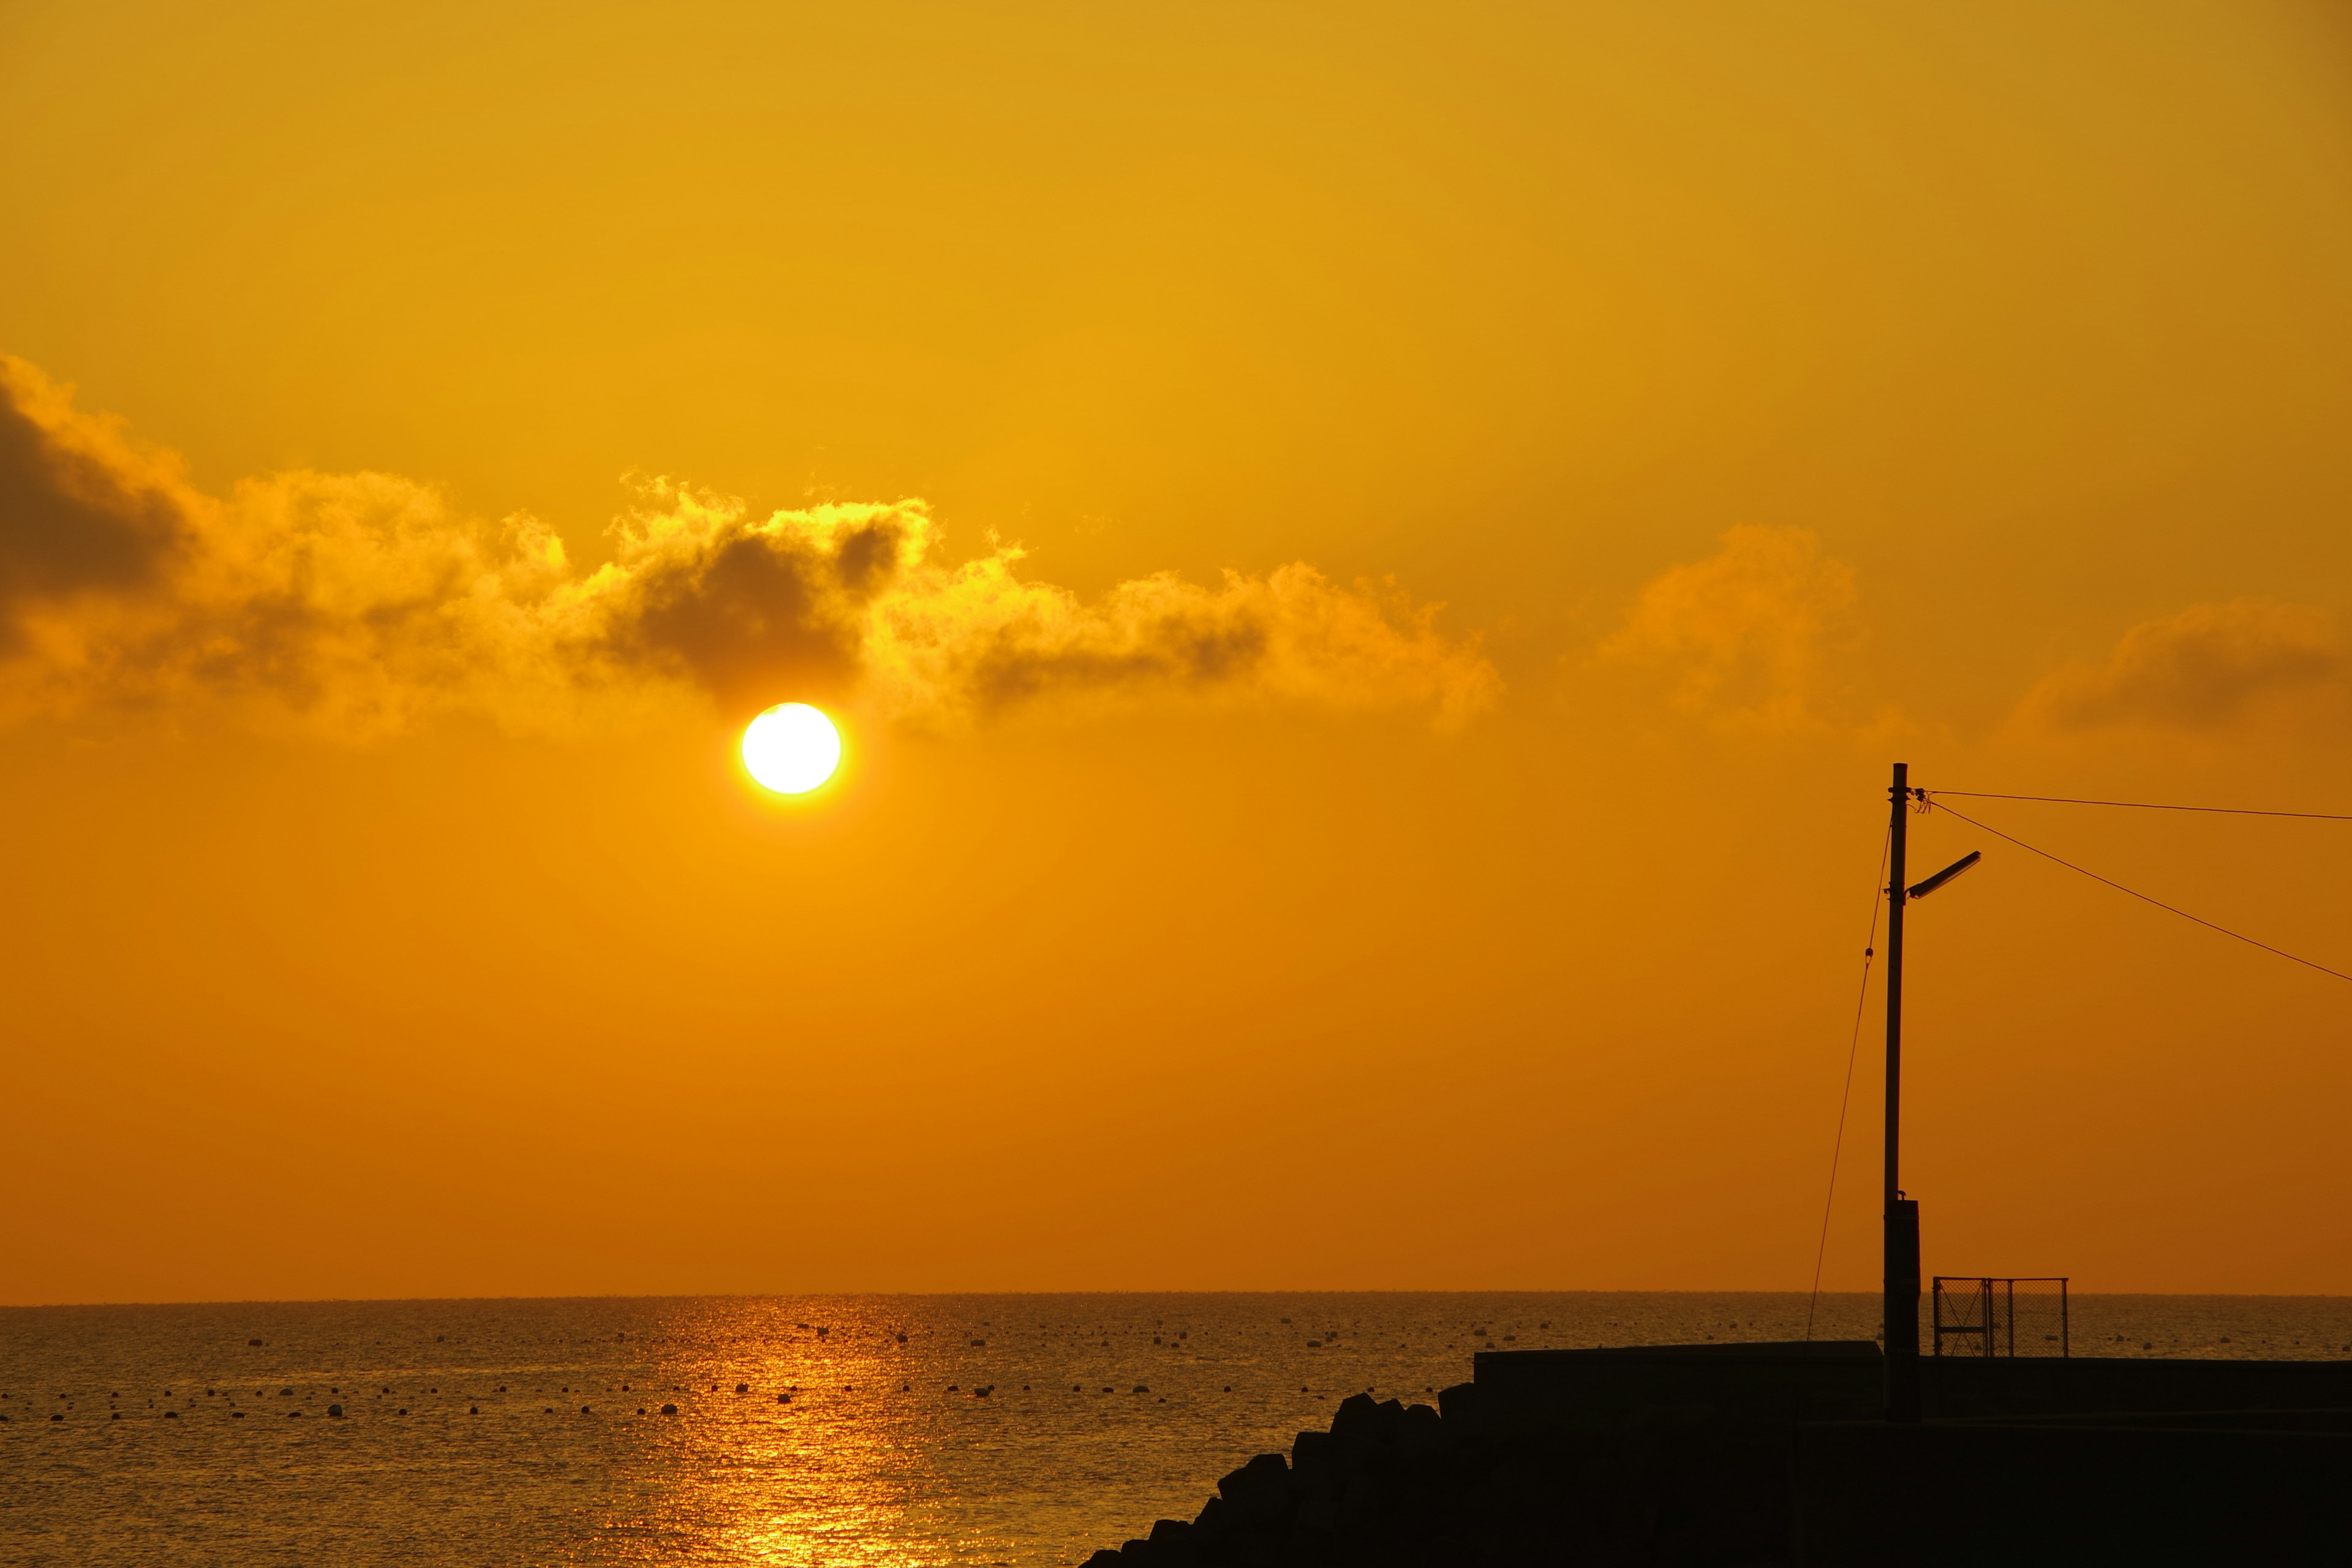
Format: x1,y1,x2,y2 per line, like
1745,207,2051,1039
6,1291,2351,1567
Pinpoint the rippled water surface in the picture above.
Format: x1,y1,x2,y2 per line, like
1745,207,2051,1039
6,1292,2350,1566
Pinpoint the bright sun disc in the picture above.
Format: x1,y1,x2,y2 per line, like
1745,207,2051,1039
741,703,842,794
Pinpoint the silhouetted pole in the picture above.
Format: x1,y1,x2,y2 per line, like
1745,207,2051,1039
1883,763,1921,1422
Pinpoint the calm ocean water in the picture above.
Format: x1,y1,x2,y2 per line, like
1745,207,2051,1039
6,1292,2351,1567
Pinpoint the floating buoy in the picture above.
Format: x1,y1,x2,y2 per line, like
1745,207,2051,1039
736,1384,748,1394
328,1405,344,1418
661,1403,679,1416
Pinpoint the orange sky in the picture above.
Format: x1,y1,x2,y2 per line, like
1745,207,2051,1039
4,0,2352,1305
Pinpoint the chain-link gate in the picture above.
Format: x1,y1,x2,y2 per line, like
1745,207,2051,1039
1932,1276,2068,1357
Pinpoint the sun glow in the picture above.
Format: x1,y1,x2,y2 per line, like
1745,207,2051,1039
741,704,842,794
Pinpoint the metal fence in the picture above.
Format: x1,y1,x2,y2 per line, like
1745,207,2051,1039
1932,1276,2068,1358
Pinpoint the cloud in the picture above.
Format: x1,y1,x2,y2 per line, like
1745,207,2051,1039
1600,525,1856,726
0,356,1497,737
2019,601,2350,733
0,360,198,643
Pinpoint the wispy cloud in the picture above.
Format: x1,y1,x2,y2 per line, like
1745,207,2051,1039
0,357,1497,737
1600,525,1856,727
2018,600,2350,733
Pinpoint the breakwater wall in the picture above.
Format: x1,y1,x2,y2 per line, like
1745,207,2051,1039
1086,1343,2352,1567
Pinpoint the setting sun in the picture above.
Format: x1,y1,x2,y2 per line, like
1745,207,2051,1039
741,703,842,794
11,1,2352,1558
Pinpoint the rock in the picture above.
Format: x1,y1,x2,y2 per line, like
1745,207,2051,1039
1216,1452,1293,1527
1291,1428,1338,1482
1330,1392,1384,1444
1398,1401,1449,1458
1142,1518,1199,1566
1436,1380,1488,1436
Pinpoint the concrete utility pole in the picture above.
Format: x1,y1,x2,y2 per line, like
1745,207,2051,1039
1883,763,1921,1422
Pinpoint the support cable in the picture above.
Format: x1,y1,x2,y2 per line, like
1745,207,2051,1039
1806,827,1889,1343
1930,790,2352,823
1925,797,2352,986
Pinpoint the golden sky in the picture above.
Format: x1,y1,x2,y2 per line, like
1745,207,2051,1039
5,0,2352,1304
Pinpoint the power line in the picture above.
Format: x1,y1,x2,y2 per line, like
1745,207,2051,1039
1806,827,1888,1343
1926,799,2352,985
1929,790,2352,823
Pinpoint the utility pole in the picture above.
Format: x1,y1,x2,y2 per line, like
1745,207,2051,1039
1884,763,1921,1422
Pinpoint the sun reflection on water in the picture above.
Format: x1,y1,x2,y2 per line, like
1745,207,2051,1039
597,1300,1013,1567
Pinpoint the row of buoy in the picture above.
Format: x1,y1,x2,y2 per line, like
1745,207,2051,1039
9,1376,1449,1422
9,1364,1466,1411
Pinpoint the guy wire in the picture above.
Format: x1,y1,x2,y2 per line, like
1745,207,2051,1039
1926,797,2352,985
1806,825,1889,1343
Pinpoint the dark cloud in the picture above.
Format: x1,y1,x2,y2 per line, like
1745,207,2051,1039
604,506,916,718
2022,601,2349,733
0,360,192,647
